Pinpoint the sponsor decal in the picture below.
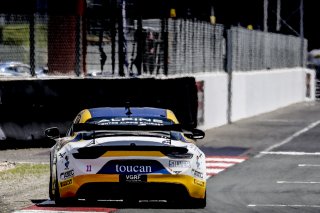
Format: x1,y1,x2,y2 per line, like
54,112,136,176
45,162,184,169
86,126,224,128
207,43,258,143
60,169,74,180
98,160,169,174
116,165,152,173
120,174,147,182
173,171,182,174
192,169,203,178
58,152,66,158
60,178,73,188
196,155,202,169
93,117,165,126
64,155,70,170
169,160,191,168
194,179,205,187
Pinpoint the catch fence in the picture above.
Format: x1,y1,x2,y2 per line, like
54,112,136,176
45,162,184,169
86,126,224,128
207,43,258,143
0,14,307,77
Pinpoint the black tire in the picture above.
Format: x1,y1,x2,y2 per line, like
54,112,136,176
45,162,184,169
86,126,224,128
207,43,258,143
49,155,54,200
54,172,76,206
189,192,206,209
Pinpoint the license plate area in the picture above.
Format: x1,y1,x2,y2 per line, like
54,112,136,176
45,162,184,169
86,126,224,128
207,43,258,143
120,174,147,183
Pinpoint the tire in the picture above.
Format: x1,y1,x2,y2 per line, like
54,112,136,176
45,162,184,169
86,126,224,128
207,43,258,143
54,171,75,206
189,192,206,209
49,155,54,200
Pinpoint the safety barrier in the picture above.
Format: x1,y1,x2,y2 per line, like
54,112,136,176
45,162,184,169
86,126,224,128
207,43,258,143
0,77,198,148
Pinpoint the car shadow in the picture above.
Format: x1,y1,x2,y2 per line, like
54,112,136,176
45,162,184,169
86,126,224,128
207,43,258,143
32,199,203,209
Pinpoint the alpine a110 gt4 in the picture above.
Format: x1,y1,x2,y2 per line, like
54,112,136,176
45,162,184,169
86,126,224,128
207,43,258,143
45,107,206,208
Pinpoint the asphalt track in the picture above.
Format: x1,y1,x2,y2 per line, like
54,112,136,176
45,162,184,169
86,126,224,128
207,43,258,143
16,101,320,213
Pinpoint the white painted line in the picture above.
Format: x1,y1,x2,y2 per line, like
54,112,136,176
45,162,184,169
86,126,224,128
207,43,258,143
205,158,246,163
206,162,235,168
260,151,320,156
206,168,224,174
299,164,320,167
256,120,320,158
248,204,320,208
277,181,320,184
36,200,54,205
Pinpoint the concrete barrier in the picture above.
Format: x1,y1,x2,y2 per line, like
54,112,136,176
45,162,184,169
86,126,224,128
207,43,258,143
0,76,198,147
195,68,316,130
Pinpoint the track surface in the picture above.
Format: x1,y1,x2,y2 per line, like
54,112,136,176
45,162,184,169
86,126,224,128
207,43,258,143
13,102,320,212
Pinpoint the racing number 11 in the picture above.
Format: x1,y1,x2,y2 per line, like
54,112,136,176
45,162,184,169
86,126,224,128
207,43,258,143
86,165,92,172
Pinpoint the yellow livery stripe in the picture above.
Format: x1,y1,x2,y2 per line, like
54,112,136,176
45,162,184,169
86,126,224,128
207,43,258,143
79,109,92,123
166,110,179,124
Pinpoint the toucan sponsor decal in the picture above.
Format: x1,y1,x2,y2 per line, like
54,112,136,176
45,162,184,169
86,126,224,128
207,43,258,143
60,178,73,187
60,169,74,180
116,165,152,173
169,160,190,168
98,160,169,174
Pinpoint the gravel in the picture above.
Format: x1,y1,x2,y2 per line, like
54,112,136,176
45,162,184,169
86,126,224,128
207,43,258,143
0,148,50,213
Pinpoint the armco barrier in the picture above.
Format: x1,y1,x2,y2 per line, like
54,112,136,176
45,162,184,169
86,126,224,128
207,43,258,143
0,77,198,148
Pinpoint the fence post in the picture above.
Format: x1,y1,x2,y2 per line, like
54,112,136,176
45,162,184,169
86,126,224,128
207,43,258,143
118,0,125,76
226,29,233,124
29,13,35,77
75,15,81,76
162,18,168,75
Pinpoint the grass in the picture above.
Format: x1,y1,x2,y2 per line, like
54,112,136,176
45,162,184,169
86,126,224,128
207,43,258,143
0,163,49,180
1,24,47,47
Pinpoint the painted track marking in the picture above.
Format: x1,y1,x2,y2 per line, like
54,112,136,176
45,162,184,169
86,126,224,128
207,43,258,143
256,120,320,158
248,204,320,208
206,156,247,179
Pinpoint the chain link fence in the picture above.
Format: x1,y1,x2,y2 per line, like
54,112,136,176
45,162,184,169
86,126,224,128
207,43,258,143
167,19,225,74
229,26,307,71
0,13,308,77
0,14,48,74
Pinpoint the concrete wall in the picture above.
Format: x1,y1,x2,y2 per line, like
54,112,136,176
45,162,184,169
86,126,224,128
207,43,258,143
195,68,316,130
195,73,229,129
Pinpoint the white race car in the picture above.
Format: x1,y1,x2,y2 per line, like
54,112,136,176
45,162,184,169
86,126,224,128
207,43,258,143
46,107,206,208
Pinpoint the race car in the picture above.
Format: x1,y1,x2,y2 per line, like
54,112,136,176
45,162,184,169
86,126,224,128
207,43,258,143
45,106,206,208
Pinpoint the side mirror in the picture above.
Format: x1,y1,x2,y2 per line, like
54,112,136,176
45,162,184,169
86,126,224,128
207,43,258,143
45,127,60,139
184,128,205,140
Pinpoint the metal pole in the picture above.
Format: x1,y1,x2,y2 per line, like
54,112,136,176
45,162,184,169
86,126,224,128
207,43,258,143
276,0,281,31
118,0,125,76
29,13,35,76
75,16,81,76
226,29,233,124
300,0,305,67
264,0,268,32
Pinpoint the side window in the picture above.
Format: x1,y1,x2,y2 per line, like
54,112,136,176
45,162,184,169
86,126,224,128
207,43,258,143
67,113,81,136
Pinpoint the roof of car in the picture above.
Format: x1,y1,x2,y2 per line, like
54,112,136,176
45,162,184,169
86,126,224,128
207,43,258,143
88,107,167,118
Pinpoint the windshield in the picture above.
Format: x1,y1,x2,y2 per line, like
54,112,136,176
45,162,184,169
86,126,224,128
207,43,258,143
86,117,174,126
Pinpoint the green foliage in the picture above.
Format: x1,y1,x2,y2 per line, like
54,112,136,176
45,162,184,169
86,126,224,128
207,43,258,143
1,24,47,47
